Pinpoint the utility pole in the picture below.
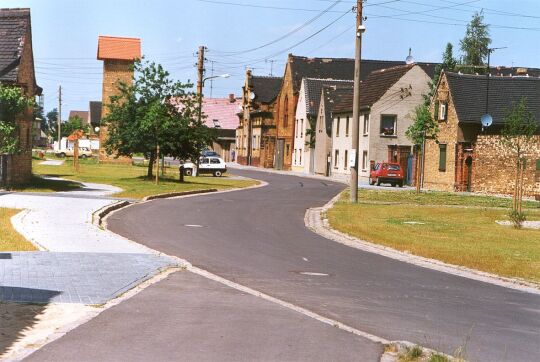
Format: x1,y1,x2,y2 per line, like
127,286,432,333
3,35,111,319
350,0,364,203
209,60,215,98
57,85,62,147
197,46,206,96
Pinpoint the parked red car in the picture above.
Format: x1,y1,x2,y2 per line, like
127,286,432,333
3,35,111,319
369,162,404,187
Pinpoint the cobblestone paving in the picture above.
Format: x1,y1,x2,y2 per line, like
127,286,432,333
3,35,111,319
0,252,178,304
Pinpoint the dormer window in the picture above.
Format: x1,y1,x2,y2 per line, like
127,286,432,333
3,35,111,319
213,119,221,128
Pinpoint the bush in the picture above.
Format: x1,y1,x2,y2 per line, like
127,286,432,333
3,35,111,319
508,210,527,229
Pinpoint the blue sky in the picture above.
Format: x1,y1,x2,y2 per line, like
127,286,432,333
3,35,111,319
3,0,540,117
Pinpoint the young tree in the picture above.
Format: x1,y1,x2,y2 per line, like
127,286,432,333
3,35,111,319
0,84,33,154
406,104,438,193
460,11,491,72
103,60,215,179
501,98,538,227
46,108,58,139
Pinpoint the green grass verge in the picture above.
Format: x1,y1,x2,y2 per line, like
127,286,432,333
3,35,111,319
0,208,37,251
21,158,257,199
328,191,540,283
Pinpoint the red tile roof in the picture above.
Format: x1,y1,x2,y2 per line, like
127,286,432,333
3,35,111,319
201,97,241,130
68,110,89,123
97,36,141,61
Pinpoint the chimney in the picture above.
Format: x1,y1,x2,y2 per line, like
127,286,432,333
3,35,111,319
229,94,236,103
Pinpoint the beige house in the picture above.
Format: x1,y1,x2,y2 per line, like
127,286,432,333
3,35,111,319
329,64,431,182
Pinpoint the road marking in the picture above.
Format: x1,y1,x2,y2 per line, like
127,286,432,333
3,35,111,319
184,224,204,228
299,272,328,276
302,257,309,262
188,265,390,345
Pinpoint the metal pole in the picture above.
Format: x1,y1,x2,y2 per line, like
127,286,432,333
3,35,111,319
57,85,62,146
350,0,363,203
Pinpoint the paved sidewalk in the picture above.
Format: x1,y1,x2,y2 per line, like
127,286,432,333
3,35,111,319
0,252,175,304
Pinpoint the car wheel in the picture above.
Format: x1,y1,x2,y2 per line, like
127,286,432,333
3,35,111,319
59,152,66,158
184,168,193,176
398,181,404,188
391,182,397,187
376,177,381,186
80,154,87,159
213,170,222,177
369,177,375,186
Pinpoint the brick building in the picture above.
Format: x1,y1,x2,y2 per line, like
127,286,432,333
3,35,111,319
97,35,141,163
236,70,282,167
0,8,41,186
424,71,540,196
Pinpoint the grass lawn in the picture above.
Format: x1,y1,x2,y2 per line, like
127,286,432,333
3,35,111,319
0,208,37,251
328,190,540,283
18,158,258,199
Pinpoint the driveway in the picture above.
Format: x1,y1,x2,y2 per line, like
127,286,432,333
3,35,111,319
104,169,540,361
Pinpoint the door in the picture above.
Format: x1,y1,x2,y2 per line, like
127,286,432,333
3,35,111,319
466,156,473,192
275,139,285,170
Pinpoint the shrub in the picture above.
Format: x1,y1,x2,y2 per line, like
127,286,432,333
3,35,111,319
508,210,527,229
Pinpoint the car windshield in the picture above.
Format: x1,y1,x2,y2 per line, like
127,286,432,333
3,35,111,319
387,164,401,171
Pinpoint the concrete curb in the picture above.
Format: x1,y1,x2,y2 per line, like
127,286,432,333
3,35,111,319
142,188,218,201
305,192,540,295
92,200,132,227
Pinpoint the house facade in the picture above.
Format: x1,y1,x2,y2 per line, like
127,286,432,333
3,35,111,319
292,78,353,173
236,70,282,167
200,95,240,162
0,8,41,186
314,86,354,176
329,64,431,182
424,71,540,196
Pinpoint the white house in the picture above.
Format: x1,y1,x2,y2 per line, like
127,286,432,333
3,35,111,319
292,78,353,173
329,64,431,182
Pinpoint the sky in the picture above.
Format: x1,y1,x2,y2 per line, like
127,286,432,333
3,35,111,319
2,0,540,118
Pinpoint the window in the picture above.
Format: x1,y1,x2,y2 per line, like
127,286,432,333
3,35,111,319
286,144,290,156
295,119,299,137
301,119,304,138
336,117,340,137
334,150,339,169
363,114,370,135
344,150,348,170
439,144,447,172
345,116,350,137
201,157,210,164
210,158,221,164
294,149,297,164
380,115,397,136
299,150,302,164
362,151,368,171
438,102,448,121
284,96,289,127
536,159,540,182
252,135,256,149
213,119,221,128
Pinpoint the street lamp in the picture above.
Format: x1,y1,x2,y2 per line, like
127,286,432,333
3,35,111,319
198,73,230,123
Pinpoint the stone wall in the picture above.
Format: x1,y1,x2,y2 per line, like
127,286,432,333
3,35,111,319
475,135,540,197
99,60,134,163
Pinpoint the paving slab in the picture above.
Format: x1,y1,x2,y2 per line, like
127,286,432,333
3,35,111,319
0,252,177,304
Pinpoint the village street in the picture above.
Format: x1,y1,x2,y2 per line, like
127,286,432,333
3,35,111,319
24,168,540,362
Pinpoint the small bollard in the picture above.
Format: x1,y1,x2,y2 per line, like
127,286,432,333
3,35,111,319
179,165,185,183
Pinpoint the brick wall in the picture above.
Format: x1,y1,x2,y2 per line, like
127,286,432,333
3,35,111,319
475,135,540,196
274,63,297,170
99,60,134,163
424,74,459,192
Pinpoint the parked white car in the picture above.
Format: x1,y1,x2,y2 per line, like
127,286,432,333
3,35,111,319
56,147,93,159
181,156,227,177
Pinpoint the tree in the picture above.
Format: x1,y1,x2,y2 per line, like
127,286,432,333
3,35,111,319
406,104,438,193
501,98,538,227
103,59,215,179
0,84,33,154
62,115,89,138
46,108,59,138
460,11,491,72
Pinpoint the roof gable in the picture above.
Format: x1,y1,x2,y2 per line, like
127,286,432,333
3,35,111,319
303,78,354,117
0,8,30,82
321,86,354,135
445,72,540,126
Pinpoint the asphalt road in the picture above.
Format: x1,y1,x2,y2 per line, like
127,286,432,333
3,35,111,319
26,271,381,361
106,169,540,361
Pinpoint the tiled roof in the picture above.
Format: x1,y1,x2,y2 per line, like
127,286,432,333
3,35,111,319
97,36,141,61
288,55,438,93
303,78,353,117
89,101,102,125
445,71,540,126
69,110,89,123
202,97,241,130
250,76,282,103
321,86,354,135
332,64,415,113
0,8,30,82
